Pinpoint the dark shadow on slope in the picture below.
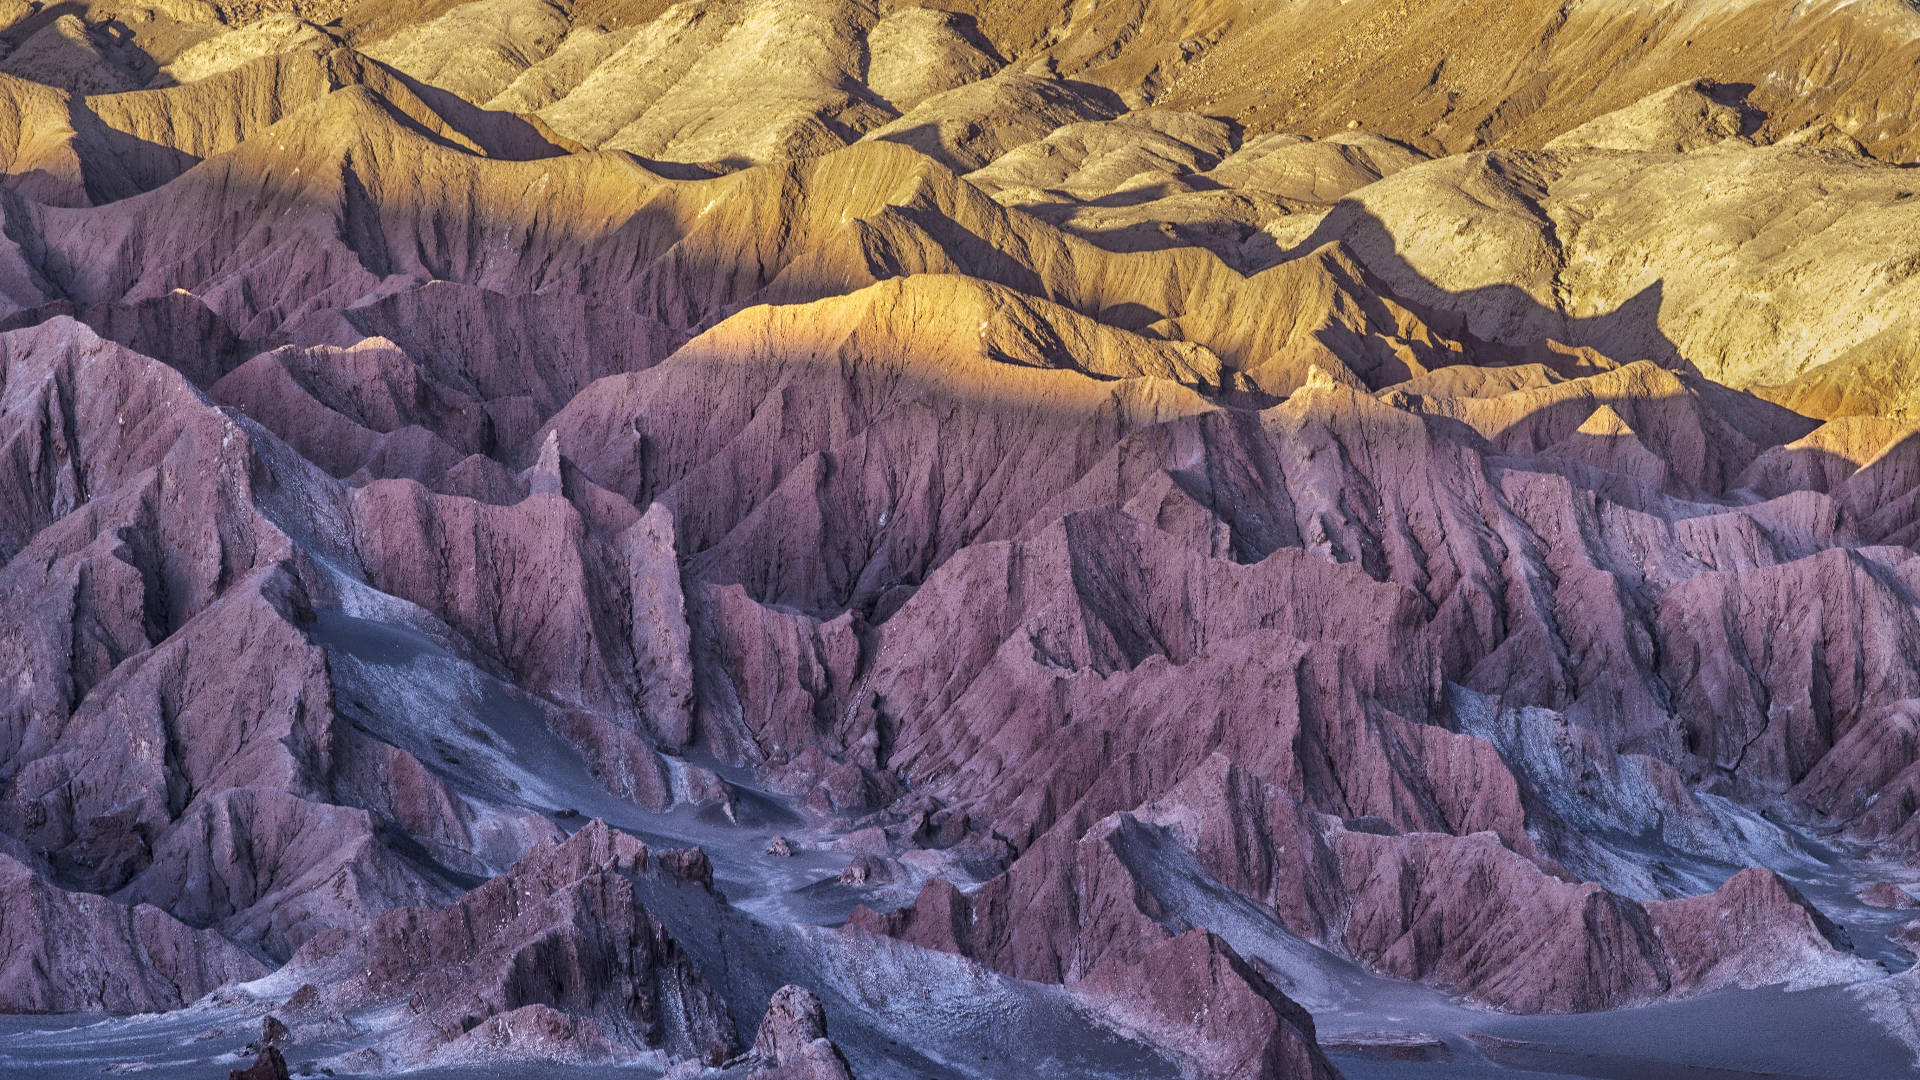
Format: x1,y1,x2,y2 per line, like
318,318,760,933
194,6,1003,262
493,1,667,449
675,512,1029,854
64,103,196,202
1,111,1835,626
0,108,1845,616
1707,80,1766,137
0,3,158,92
3,107,1919,1072
1283,201,1698,374
867,76,1127,173
0,45,570,207
0,291,257,384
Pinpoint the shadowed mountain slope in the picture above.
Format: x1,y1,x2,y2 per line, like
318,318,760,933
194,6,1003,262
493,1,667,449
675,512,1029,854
1,5,1920,1080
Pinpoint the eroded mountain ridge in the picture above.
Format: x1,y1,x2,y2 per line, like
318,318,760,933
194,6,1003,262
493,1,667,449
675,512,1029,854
3,2,1920,1079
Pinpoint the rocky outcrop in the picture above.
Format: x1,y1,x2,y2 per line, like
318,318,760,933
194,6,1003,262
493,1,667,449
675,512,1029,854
1081,931,1338,1080
1647,868,1867,993
228,1047,291,1080
860,756,1876,1014
734,985,855,1080
0,853,266,1013
282,820,736,1068
1,8,1919,1078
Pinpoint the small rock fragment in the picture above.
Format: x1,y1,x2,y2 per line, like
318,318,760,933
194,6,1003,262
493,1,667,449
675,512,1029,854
229,1047,290,1080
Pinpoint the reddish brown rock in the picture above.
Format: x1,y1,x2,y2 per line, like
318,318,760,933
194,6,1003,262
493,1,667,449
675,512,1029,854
659,846,715,889
228,1047,290,1080
0,853,266,1013
286,820,736,1067
1648,868,1865,993
347,483,696,747
1858,881,1920,909
252,1015,290,1053
1893,918,1920,958
864,756,1874,1013
1081,930,1339,1080
3,26,1920,1077
740,985,855,1080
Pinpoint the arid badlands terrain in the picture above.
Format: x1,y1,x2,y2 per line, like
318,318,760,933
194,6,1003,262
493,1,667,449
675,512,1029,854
10,0,1920,1078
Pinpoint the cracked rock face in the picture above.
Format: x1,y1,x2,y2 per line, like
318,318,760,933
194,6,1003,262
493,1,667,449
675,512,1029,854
4,3,1920,1079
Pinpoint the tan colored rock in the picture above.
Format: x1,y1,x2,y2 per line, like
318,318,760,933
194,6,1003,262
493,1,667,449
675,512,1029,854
4,7,1920,1075
2,14,146,94
1545,79,1755,154
1321,139,1920,392
865,7,1000,112
360,0,573,105
159,13,339,84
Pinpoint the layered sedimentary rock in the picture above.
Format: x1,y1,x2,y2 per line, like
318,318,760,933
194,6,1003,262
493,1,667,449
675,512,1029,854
1,3,1919,1079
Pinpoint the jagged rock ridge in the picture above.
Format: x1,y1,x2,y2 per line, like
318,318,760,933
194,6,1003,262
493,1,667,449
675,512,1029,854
0,3,1918,1080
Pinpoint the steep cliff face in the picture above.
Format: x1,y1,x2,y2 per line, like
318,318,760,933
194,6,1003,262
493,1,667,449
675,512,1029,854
1,3,1919,1079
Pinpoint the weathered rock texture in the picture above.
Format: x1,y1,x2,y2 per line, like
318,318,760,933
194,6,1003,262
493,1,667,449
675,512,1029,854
280,821,736,1068
0,3,1918,1079
732,985,855,1080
